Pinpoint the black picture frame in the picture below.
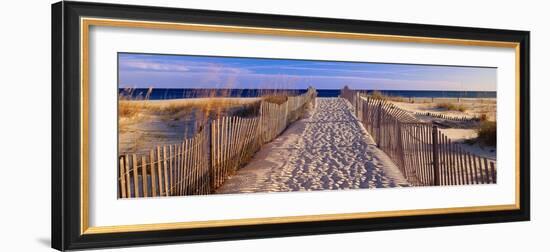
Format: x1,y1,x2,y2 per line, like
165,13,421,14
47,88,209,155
52,1,530,251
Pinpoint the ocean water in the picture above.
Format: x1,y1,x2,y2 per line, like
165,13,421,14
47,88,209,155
119,88,496,100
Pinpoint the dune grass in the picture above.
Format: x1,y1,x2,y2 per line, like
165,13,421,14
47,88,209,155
436,102,466,112
119,98,259,118
118,88,299,129
477,121,497,146
366,90,407,102
262,94,288,105
119,101,145,118
370,90,386,100
479,113,488,122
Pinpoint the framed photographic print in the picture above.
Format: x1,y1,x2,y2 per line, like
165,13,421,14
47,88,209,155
51,1,530,250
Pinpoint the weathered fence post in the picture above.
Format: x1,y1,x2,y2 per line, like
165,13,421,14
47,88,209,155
356,92,361,119
432,125,440,186
376,101,382,146
208,119,215,194
397,121,406,174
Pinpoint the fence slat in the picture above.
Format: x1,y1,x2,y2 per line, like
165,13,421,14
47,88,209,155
476,156,484,184
484,158,491,184
211,120,217,188
163,145,170,196
119,157,127,198
184,139,190,195
190,136,196,194
468,152,476,184
132,154,139,197
157,146,164,196
490,162,497,183
150,150,157,197
175,144,181,196
419,127,430,183
141,155,148,197
220,117,226,187
438,131,445,185
169,145,174,195
125,154,131,197
457,147,468,185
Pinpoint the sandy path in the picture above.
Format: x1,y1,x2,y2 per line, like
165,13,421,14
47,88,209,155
216,98,409,194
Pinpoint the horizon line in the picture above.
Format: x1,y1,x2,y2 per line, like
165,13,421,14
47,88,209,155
118,87,497,92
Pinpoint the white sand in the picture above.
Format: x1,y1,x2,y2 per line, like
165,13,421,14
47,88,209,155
391,99,496,121
216,98,409,194
439,128,496,160
388,99,497,160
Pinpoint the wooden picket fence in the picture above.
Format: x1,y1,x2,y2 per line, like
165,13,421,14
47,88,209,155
341,89,496,186
118,127,211,198
412,111,479,121
118,88,317,198
210,116,262,188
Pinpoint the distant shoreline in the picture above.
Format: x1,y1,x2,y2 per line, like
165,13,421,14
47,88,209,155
119,88,497,100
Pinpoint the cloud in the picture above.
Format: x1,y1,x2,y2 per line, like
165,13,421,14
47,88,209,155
119,58,253,76
118,54,496,91
120,59,190,72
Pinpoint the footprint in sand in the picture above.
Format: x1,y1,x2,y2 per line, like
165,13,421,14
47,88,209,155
216,98,410,194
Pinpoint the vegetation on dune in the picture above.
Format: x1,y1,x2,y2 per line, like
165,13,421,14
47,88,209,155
118,96,262,140
365,90,406,102
388,96,406,102
232,102,261,117
119,99,259,118
479,113,488,122
477,121,497,146
118,87,152,119
119,101,146,118
370,90,386,100
262,94,288,105
119,87,293,121
436,102,466,112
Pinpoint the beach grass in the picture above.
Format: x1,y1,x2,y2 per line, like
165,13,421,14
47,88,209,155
477,121,497,146
436,102,466,112
118,87,293,154
370,90,385,100
262,94,288,105
479,113,488,122
366,91,409,102
119,98,259,118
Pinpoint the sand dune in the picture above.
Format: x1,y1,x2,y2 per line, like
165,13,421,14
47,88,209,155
391,99,496,121
388,99,496,160
118,97,259,154
216,98,409,194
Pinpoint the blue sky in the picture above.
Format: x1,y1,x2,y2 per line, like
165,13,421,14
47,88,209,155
118,53,496,91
